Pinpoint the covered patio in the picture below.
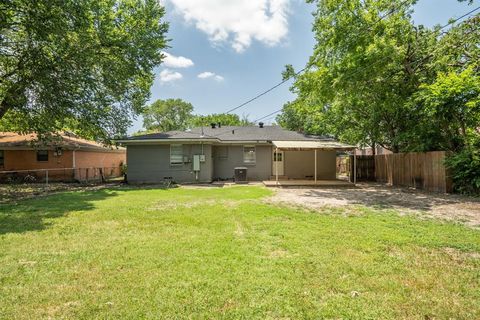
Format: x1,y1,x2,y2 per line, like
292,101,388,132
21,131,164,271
263,140,357,187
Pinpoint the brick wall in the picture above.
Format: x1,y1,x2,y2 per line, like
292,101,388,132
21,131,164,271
2,150,74,171
1,149,126,171
74,150,125,169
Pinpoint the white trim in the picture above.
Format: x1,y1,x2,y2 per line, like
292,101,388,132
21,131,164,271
169,144,184,165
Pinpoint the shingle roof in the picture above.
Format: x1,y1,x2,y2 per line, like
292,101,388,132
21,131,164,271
123,126,334,142
0,132,125,152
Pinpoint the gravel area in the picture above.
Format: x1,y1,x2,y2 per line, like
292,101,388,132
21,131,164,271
266,183,480,227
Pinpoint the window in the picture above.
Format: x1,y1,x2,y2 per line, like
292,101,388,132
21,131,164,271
273,152,282,162
0,150,4,166
37,150,49,162
243,146,256,164
170,144,183,165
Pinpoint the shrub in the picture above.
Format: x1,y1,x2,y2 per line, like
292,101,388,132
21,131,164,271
445,147,480,195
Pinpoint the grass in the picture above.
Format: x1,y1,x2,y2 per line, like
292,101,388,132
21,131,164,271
0,186,479,319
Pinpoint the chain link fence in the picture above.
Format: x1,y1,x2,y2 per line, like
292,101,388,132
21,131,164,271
0,166,124,186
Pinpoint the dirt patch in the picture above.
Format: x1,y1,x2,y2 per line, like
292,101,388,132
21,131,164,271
266,183,480,227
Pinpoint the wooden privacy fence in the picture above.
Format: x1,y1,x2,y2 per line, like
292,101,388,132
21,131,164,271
375,151,452,193
349,151,453,193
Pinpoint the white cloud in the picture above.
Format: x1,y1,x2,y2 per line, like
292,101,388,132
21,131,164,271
159,69,183,83
162,51,194,68
166,0,290,53
198,71,224,81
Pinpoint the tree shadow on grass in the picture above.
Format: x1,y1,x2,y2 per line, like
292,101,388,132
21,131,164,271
0,189,117,235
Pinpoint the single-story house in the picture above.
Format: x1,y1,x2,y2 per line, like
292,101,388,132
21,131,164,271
118,124,355,185
0,132,126,182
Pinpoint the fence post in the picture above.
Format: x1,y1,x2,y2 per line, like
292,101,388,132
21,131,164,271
353,149,357,185
45,170,49,188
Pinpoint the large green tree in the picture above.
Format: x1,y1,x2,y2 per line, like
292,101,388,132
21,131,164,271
189,113,251,127
277,0,479,153
0,0,168,141
142,98,194,132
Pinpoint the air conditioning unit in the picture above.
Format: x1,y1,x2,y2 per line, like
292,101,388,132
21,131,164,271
234,167,248,183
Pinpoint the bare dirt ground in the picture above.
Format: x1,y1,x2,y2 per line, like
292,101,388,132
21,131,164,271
266,183,480,227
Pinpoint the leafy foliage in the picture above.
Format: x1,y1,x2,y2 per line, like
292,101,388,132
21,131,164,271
445,146,480,194
139,98,253,134
410,67,480,152
142,99,194,132
189,113,252,127
0,0,168,142
279,1,478,153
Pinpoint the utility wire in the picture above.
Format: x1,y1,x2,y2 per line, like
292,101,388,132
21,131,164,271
224,65,310,114
252,6,480,124
254,109,283,123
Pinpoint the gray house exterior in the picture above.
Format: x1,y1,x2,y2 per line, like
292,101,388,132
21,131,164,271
119,125,354,184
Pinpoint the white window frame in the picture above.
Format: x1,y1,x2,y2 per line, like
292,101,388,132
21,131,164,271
243,145,256,164
170,144,184,165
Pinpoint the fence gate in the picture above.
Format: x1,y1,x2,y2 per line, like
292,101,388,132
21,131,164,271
350,155,375,182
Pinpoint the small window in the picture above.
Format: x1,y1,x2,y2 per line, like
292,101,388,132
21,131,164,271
0,150,4,166
37,150,49,162
170,144,183,165
243,146,256,164
274,152,282,162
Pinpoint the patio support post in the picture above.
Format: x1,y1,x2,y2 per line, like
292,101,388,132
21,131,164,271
314,149,317,185
275,147,279,186
353,149,357,185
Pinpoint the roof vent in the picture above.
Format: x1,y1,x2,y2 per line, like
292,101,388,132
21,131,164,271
210,123,216,129
232,129,235,134
259,122,264,128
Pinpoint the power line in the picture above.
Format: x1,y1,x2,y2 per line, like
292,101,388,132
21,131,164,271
224,65,309,114
252,6,480,123
254,109,282,123
224,0,413,116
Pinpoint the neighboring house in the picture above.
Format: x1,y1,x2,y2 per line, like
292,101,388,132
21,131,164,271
118,124,354,184
0,132,126,182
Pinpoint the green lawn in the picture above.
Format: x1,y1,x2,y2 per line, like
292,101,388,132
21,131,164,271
1,186,479,319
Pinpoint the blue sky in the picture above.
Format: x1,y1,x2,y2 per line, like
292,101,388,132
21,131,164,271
129,0,478,134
